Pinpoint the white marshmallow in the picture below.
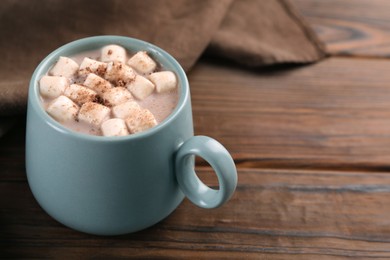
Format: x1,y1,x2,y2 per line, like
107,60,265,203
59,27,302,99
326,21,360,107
39,75,69,99
149,71,177,93
79,58,107,76
101,118,129,137
125,108,157,134
101,45,127,63
46,95,79,122
105,61,136,85
112,101,140,119
64,84,98,105
102,87,133,106
49,56,79,78
127,51,157,74
83,73,112,95
78,102,111,128
127,75,155,100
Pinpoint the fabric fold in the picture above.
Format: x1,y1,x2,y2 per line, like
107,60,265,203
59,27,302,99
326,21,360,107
208,0,325,66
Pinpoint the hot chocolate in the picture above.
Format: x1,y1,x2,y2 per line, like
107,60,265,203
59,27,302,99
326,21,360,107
39,44,179,136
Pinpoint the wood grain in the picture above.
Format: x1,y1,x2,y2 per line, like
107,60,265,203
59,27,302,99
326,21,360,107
189,57,390,170
1,92,390,259
1,144,390,259
291,0,390,57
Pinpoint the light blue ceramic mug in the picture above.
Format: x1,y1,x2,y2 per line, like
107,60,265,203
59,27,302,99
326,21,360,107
26,36,237,235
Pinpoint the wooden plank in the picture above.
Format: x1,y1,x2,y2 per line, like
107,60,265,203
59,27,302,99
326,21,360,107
1,168,389,259
1,117,388,258
4,57,390,171
189,57,390,169
291,0,390,57
0,117,26,182
6,57,390,171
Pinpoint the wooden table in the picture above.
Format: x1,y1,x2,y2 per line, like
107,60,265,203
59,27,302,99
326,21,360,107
1,0,390,258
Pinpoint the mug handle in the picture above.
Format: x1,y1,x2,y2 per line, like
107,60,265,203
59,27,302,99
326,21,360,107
175,136,238,208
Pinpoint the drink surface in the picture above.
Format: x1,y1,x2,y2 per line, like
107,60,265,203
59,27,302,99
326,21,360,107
39,45,179,136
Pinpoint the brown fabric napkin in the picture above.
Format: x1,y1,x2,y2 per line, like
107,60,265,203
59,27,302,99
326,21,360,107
0,0,325,136
209,0,325,66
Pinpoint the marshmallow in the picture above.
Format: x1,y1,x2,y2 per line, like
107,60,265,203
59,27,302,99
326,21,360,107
46,95,79,122
125,108,157,134
39,75,69,99
102,87,133,106
78,102,111,128
127,75,155,100
83,73,112,95
79,58,107,76
112,101,140,119
101,118,129,137
64,84,98,105
49,56,79,78
105,61,136,86
149,71,177,93
127,51,157,74
101,45,127,63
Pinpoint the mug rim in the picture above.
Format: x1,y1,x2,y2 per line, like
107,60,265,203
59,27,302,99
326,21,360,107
28,35,189,142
